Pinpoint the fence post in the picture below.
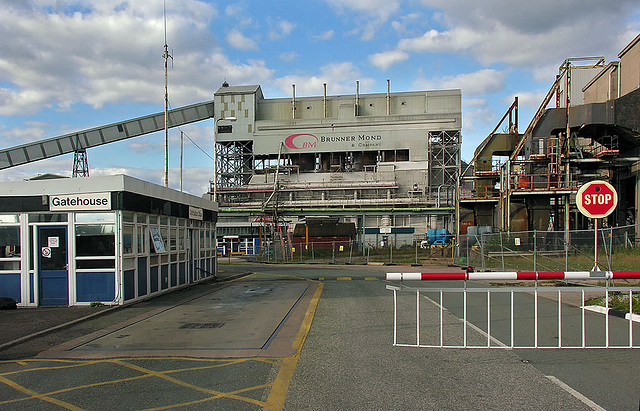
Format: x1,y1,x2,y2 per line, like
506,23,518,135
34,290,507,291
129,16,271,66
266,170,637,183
533,229,537,271
480,232,486,271
332,241,335,264
500,232,505,271
349,240,353,264
565,230,569,272
466,235,470,268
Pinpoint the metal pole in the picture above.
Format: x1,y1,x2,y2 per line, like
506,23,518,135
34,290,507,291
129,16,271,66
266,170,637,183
213,121,218,202
500,232,505,271
416,290,420,346
533,229,537,271
163,1,170,188
593,218,599,271
480,233,485,271
393,289,397,346
180,131,183,192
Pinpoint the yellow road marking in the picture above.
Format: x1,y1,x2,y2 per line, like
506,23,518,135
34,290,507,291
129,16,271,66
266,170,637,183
265,282,324,410
113,359,267,407
337,277,352,281
0,278,327,410
0,375,83,411
365,277,378,281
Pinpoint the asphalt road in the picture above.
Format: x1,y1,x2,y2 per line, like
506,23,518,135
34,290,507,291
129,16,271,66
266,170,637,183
0,262,638,410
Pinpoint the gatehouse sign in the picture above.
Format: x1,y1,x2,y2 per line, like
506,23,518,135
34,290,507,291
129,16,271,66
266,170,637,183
49,192,111,211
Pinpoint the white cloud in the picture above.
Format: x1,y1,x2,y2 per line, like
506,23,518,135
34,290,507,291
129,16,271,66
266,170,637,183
507,91,548,112
273,62,375,96
325,0,400,21
0,1,272,116
408,0,640,68
279,52,299,62
225,29,259,51
269,19,296,40
0,123,48,144
312,30,335,41
414,69,506,96
369,50,409,71
325,0,401,40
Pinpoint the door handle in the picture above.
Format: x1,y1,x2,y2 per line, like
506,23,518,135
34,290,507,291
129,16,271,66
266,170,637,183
64,264,69,270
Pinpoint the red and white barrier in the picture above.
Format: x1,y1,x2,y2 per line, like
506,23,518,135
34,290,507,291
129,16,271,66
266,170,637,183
386,271,640,281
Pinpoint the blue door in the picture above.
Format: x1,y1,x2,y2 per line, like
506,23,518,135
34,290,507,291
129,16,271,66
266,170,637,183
39,226,69,305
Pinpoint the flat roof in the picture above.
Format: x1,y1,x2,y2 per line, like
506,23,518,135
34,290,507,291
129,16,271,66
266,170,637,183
0,174,216,211
618,33,640,58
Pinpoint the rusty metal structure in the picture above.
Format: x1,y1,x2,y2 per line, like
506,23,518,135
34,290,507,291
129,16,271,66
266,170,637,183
460,34,640,236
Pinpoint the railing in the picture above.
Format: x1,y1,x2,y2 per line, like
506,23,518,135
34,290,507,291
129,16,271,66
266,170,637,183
386,271,640,349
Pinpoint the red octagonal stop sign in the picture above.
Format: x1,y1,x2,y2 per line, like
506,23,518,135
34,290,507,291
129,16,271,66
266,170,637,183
576,180,618,218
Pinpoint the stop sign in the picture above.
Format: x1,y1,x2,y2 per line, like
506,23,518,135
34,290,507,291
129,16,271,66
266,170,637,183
576,180,618,218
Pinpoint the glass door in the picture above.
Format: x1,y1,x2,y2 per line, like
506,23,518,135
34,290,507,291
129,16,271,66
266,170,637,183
38,226,69,305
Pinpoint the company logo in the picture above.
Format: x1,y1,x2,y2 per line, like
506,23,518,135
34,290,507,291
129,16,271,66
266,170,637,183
284,134,318,149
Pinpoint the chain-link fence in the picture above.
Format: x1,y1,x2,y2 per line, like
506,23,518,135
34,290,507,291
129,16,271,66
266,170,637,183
462,223,639,272
231,223,640,269
253,239,456,265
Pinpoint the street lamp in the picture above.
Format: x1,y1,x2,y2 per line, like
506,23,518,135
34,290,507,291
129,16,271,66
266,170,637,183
213,117,237,202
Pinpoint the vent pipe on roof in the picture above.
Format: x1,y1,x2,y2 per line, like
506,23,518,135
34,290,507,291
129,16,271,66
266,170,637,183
292,84,296,119
323,83,327,118
386,79,390,116
355,81,360,116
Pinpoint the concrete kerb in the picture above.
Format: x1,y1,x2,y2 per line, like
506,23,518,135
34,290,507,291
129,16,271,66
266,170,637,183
0,271,252,351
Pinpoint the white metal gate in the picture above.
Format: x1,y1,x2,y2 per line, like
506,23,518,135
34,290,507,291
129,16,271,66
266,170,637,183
387,271,640,349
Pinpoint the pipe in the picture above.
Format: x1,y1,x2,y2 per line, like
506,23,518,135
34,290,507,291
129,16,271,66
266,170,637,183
355,80,360,116
323,83,327,118
386,79,390,115
292,84,296,119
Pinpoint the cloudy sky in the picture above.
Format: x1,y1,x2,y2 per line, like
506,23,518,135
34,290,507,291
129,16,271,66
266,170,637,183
1,0,639,195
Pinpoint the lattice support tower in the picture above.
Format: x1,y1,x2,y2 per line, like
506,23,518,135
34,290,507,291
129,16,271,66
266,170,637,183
428,130,461,204
72,149,89,177
217,140,254,189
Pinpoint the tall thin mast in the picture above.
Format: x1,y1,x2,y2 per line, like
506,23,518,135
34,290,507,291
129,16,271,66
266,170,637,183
163,0,171,187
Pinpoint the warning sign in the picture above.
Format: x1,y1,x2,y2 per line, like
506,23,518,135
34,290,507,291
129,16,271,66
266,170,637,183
41,247,52,258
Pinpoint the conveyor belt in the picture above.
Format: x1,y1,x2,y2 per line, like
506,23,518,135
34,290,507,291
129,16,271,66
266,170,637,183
0,100,214,170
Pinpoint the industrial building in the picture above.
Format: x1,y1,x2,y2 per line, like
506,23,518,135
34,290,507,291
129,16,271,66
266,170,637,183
461,34,640,236
0,175,217,307
211,82,462,257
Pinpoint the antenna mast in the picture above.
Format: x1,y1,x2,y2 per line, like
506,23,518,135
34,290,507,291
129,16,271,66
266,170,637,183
163,0,172,187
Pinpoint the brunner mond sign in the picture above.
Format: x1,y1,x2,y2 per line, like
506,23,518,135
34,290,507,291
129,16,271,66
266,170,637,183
49,192,111,211
284,133,383,150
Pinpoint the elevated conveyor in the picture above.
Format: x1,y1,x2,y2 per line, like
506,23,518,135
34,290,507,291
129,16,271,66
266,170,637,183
0,100,214,170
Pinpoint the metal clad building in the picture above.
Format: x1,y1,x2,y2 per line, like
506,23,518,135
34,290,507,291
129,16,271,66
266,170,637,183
212,83,462,254
0,175,217,306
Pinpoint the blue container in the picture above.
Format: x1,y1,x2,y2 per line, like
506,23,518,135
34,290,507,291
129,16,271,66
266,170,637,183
426,229,437,244
433,228,451,245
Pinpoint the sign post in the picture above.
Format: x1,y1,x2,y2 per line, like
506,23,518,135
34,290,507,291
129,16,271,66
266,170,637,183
575,180,618,271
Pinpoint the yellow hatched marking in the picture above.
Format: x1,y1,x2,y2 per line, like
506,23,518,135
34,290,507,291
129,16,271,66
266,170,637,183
0,375,83,411
1,360,102,377
0,357,279,409
113,360,267,408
